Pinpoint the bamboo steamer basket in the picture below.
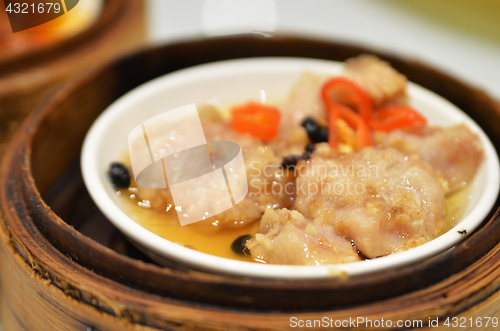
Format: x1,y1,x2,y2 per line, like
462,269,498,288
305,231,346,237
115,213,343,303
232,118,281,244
0,0,145,153
1,35,500,330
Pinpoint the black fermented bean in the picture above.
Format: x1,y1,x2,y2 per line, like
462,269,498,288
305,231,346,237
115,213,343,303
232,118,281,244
281,149,313,169
109,162,131,188
281,155,303,169
231,235,252,256
301,117,328,143
305,143,315,153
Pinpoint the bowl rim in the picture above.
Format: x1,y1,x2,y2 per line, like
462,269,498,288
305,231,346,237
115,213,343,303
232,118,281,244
81,56,500,279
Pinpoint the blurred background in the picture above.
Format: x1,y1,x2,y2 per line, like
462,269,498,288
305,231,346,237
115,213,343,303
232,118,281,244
148,0,500,100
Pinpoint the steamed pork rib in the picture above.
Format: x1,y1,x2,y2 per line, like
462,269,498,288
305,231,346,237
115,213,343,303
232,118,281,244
291,145,447,259
246,208,361,265
271,73,327,157
343,54,408,107
376,124,484,193
133,108,295,228
130,73,330,228
116,55,484,264
279,72,327,127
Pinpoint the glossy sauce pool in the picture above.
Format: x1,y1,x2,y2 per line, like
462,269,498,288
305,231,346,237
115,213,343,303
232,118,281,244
116,184,469,263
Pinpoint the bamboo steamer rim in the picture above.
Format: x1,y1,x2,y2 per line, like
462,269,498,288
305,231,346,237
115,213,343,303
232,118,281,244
1,35,500,323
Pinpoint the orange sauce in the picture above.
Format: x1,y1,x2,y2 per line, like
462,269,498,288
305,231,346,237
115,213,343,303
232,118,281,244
119,191,259,262
444,185,470,231
118,186,466,262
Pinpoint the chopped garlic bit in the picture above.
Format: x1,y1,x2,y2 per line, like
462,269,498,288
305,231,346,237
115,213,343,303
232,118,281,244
138,200,151,208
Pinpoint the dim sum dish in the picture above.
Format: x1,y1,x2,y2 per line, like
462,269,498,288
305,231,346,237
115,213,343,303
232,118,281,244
4,37,500,327
81,56,499,279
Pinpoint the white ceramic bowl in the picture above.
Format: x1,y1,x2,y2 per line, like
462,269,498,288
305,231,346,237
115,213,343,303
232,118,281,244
81,57,500,279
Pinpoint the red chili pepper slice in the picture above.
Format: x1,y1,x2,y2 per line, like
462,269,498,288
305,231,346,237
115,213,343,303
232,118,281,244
369,105,427,132
321,77,373,122
328,104,373,151
230,102,281,141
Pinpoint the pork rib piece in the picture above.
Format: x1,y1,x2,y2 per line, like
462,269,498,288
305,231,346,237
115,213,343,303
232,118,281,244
246,208,361,265
376,124,484,193
292,145,447,259
343,54,408,107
